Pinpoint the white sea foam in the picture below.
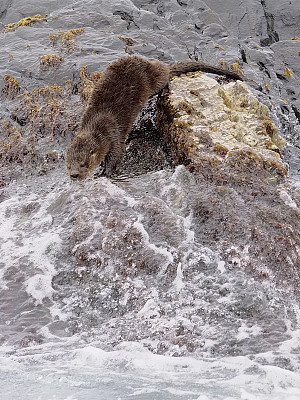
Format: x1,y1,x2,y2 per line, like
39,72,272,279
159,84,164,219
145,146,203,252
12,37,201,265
236,322,262,341
2,337,300,400
173,262,184,292
133,218,174,266
25,273,55,304
278,189,299,212
138,298,160,318
1,172,300,400
217,260,226,273
0,190,63,304
0,165,299,400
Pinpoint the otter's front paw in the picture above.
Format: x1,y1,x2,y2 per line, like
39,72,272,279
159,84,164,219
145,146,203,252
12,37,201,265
101,163,117,178
99,167,109,177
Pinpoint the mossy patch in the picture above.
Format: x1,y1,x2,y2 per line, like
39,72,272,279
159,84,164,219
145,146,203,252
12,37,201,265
167,121,199,166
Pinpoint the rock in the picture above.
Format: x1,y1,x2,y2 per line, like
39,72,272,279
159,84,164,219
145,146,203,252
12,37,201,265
158,72,287,182
158,72,300,291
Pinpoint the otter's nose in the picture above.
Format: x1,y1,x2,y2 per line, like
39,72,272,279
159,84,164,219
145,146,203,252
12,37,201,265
70,173,79,179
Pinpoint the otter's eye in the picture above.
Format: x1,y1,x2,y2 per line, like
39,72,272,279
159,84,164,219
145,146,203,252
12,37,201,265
80,162,87,168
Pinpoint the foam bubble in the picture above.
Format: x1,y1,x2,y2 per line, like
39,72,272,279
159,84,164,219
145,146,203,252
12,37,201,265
25,273,54,304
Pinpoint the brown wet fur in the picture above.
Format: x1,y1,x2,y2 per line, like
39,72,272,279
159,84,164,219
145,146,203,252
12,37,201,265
66,55,244,180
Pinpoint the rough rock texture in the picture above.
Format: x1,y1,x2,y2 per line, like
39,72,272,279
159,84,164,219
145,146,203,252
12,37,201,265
159,72,286,161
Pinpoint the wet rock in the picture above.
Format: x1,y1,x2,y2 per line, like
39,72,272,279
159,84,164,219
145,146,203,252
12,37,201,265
158,72,300,292
158,72,287,180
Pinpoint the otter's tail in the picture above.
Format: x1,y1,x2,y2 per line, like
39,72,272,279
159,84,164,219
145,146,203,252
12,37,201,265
169,61,244,81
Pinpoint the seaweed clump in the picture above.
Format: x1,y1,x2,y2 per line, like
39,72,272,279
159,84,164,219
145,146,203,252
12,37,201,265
0,119,36,182
78,66,102,101
0,80,83,185
13,82,78,138
49,28,85,52
1,74,20,99
4,14,48,32
40,54,63,70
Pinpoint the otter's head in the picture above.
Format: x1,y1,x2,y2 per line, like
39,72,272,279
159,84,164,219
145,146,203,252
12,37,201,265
65,133,108,180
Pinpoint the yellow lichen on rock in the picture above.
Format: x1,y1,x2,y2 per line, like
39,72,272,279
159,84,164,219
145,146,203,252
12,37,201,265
118,35,138,46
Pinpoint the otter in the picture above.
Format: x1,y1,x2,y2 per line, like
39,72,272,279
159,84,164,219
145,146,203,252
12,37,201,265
66,55,244,180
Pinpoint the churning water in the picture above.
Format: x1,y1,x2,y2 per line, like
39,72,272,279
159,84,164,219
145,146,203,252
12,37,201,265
1,167,300,399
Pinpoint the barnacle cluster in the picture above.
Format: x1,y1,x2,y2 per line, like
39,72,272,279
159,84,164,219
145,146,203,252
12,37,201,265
157,72,287,185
